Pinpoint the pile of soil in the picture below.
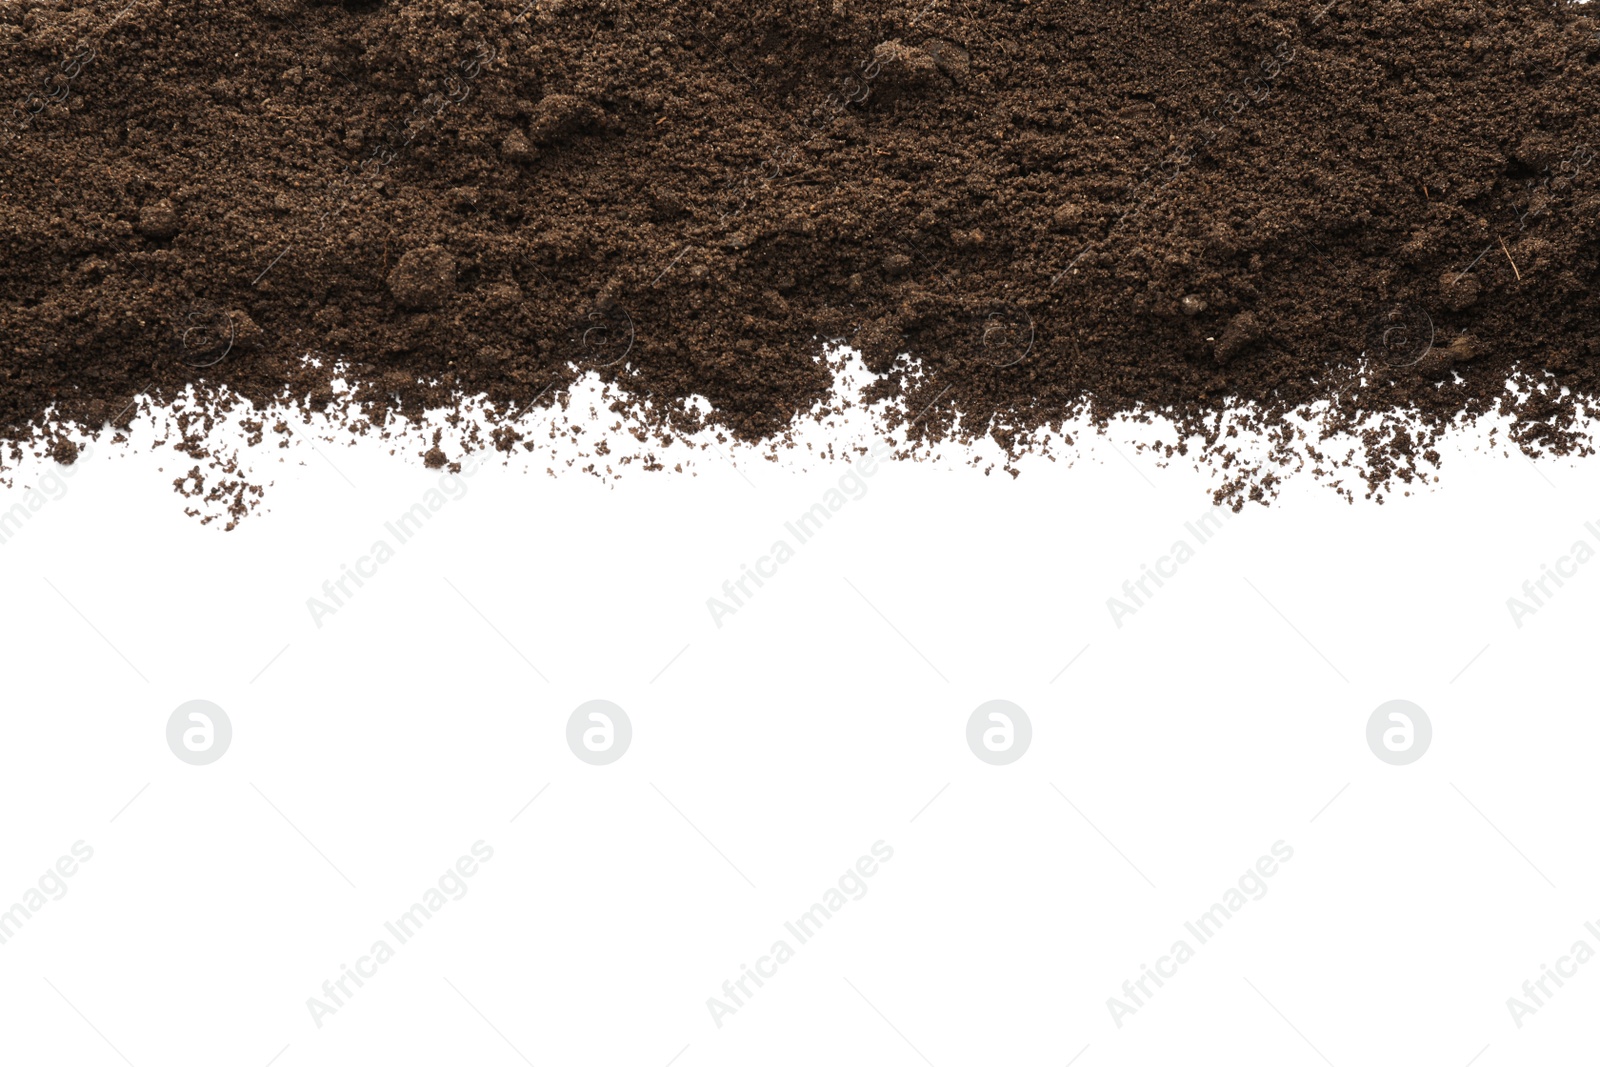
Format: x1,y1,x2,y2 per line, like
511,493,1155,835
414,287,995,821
2,0,1598,511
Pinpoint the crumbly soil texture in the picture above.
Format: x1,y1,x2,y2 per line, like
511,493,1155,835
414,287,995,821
3,0,1599,515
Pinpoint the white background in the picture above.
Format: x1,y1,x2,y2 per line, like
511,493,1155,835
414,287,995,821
1,394,1597,1067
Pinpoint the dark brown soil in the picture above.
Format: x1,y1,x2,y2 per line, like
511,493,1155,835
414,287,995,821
3,0,1598,513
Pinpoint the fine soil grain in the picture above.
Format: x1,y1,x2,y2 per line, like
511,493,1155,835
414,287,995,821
2,0,1598,511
